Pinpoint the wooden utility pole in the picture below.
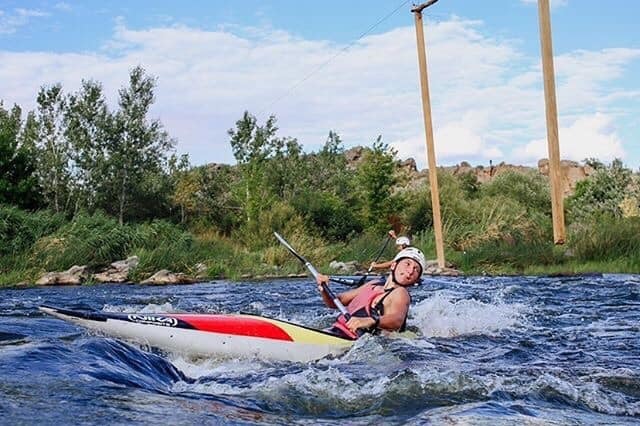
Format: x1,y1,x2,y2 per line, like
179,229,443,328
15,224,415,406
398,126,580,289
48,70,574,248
537,0,566,244
412,0,445,268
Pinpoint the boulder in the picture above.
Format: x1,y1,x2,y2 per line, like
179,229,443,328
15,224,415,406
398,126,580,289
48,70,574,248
194,262,208,278
93,256,139,283
329,260,359,274
140,269,196,285
36,265,88,286
538,159,595,196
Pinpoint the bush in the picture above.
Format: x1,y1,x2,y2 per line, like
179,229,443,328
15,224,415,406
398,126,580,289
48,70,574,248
568,216,640,263
566,159,634,222
0,205,65,257
481,170,551,215
31,212,137,271
292,191,362,241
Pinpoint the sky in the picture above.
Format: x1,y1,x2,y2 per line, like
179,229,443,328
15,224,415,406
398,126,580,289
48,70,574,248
1,0,638,170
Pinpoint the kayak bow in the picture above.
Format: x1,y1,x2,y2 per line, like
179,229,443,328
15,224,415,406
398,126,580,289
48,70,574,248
39,305,353,362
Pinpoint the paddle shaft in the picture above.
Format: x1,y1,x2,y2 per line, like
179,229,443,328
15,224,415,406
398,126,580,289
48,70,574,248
367,234,393,273
332,233,394,288
274,232,352,319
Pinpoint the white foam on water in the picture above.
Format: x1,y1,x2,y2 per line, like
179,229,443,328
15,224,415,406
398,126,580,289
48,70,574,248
410,291,528,338
170,356,271,395
102,302,177,313
511,373,640,417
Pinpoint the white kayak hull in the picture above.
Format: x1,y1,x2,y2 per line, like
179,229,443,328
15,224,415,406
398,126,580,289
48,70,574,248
39,306,354,362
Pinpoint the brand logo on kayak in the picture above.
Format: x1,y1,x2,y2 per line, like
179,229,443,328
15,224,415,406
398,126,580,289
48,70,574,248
127,314,178,327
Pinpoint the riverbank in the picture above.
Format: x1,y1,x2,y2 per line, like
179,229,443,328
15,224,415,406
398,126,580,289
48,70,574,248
1,212,638,288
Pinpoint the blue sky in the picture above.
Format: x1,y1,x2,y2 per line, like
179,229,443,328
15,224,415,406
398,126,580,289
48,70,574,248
1,0,638,169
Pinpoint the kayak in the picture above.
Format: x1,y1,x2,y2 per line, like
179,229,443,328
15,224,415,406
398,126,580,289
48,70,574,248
39,305,354,362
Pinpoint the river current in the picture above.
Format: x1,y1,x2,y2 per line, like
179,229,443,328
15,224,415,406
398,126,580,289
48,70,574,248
1,274,639,425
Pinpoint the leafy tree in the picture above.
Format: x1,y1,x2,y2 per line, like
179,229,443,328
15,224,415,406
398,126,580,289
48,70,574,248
65,80,109,213
35,84,71,213
188,164,241,233
228,112,303,226
0,103,42,209
307,131,354,197
102,66,175,224
356,137,397,229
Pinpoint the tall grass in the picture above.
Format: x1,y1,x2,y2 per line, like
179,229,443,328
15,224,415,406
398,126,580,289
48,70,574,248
569,217,640,264
0,205,66,257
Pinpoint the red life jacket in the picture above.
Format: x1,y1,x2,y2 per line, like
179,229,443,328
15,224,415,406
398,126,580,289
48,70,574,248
330,282,396,340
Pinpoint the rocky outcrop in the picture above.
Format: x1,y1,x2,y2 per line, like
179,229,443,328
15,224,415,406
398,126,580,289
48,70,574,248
537,159,595,196
93,256,139,283
444,161,534,184
344,146,365,168
430,159,595,197
36,265,88,286
141,269,196,285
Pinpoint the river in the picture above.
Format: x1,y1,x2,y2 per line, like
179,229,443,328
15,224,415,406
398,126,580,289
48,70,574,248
1,274,639,425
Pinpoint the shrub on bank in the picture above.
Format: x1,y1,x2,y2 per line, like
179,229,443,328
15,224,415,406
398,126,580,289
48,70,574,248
568,216,640,265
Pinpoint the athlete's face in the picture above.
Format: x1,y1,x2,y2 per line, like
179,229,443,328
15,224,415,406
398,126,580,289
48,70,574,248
392,258,421,286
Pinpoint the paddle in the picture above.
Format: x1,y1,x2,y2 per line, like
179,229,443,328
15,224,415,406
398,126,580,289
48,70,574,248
368,231,394,274
273,232,352,320
329,232,393,287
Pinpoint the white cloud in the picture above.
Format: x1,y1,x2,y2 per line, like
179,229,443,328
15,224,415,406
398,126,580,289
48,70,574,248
54,3,73,12
0,17,637,169
514,113,625,163
0,8,49,35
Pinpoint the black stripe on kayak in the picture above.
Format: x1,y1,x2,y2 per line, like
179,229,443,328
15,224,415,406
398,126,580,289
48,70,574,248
40,305,196,330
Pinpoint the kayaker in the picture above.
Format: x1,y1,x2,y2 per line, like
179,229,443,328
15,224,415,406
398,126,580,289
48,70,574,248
369,230,412,271
316,247,426,339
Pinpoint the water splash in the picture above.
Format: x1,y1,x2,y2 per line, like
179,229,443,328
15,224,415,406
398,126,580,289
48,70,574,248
411,291,528,338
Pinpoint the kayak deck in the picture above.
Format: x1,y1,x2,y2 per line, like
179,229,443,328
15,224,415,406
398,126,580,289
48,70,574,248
39,305,354,362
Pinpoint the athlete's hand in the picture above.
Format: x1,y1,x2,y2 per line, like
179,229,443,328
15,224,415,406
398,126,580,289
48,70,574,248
345,316,376,333
316,273,329,292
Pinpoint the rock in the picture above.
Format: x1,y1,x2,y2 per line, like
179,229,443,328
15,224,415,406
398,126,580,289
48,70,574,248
538,159,595,196
36,265,88,286
93,256,139,283
194,262,208,278
424,262,462,277
398,158,417,173
344,146,365,168
140,269,196,285
329,260,359,274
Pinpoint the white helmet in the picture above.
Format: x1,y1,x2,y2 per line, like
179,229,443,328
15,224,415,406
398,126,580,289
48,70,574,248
393,247,426,275
395,236,411,247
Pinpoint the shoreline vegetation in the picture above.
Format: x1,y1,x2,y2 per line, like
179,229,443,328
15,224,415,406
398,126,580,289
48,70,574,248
2,67,639,287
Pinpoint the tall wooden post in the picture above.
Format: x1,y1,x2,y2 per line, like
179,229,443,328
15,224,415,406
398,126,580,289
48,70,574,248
412,0,445,268
537,0,566,244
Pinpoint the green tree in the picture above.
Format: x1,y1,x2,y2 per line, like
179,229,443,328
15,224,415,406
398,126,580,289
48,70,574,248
308,131,354,197
102,66,175,225
229,112,304,226
65,80,110,213
0,103,42,209
356,137,397,229
35,84,71,213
